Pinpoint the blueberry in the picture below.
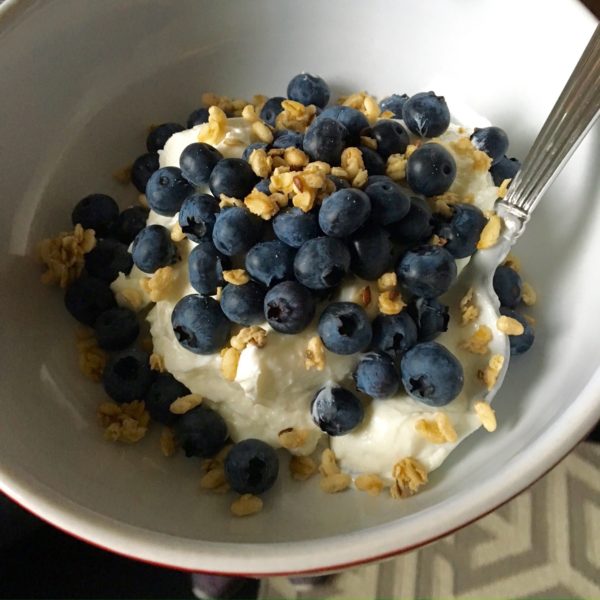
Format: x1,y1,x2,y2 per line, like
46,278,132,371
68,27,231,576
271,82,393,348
144,372,191,425
113,206,149,245
254,178,272,195
364,176,411,225
64,276,116,326
379,93,409,118
224,439,279,495
294,237,350,290
178,193,219,243
171,295,231,355
94,307,140,351
209,158,260,200
179,143,223,186
311,385,364,436
220,281,266,326
188,242,228,295
102,348,154,404
370,312,418,360
272,207,321,248
369,120,409,159
131,153,160,194
406,143,456,197
349,224,392,280
303,118,348,165
245,240,296,287
387,196,433,244
242,142,269,161
287,73,330,108
259,96,286,126
396,245,457,298
84,239,133,282
71,194,119,237
436,203,487,259
174,405,228,458
318,302,372,355
490,156,521,186
319,189,371,238
328,175,351,191
499,307,535,355
187,107,210,128
146,167,194,216
212,206,264,256
402,92,450,138
271,131,304,150
264,281,315,334
318,106,368,144
353,351,400,398
493,265,522,308
131,225,179,273
408,297,449,342
358,145,386,175
470,126,509,165
146,122,184,153
400,341,464,406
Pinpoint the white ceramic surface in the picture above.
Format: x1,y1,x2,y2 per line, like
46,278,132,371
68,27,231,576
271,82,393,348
0,0,599,575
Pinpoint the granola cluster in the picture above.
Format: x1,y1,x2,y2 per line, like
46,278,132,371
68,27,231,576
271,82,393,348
459,325,493,355
305,336,326,371
97,401,150,444
339,91,382,123
201,444,232,495
390,457,428,499
75,327,107,383
479,354,505,390
415,412,458,444
140,266,177,302
39,224,96,288
197,106,229,146
318,449,351,494
276,99,318,132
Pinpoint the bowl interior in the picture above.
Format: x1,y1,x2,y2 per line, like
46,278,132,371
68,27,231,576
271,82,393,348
1,0,599,574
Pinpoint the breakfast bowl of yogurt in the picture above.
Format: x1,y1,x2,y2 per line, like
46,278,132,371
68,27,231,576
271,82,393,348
1,0,599,575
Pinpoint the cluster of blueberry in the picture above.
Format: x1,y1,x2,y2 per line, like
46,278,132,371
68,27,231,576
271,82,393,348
58,74,530,500
61,195,233,462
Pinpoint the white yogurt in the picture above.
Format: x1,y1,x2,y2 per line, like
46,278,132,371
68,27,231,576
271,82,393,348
160,119,253,167
111,117,501,481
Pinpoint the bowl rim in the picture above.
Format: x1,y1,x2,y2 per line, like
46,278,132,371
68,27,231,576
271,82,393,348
2,0,600,575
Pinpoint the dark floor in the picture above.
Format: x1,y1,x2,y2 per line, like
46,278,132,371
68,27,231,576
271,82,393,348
0,496,194,599
1,422,598,599
0,494,258,600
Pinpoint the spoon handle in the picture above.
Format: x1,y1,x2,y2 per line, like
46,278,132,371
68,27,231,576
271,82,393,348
498,24,600,231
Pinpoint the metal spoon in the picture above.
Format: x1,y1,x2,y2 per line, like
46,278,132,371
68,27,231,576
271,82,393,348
460,24,600,400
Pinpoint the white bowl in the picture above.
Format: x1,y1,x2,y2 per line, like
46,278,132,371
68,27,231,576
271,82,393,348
1,0,599,575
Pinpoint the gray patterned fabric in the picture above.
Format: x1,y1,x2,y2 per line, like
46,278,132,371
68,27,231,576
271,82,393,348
260,442,600,599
